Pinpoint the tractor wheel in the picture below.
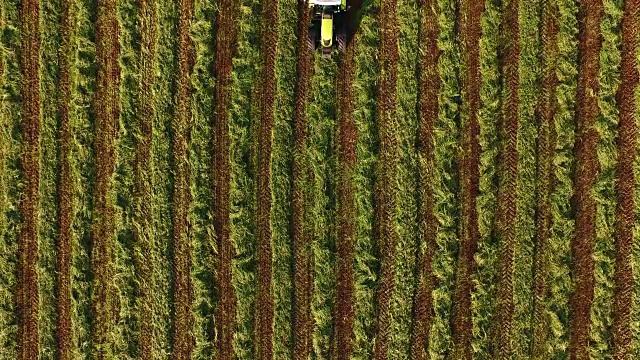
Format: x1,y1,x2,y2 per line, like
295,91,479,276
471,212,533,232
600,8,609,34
307,27,317,50
337,25,347,52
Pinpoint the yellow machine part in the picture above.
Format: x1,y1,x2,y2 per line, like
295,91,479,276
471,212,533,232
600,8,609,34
321,16,333,47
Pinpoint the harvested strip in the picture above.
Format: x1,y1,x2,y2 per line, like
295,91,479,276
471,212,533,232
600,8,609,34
16,0,40,359
291,4,313,360
372,0,399,356
332,16,358,360
409,1,439,358
531,1,558,357
91,0,120,358
212,0,238,356
494,0,519,357
134,1,157,359
612,0,639,357
450,0,483,358
56,0,73,359
171,0,195,358
255,0,279,358
569,1,604,358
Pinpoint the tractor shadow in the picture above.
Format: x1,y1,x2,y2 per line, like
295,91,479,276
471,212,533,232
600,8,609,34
345,0,363,46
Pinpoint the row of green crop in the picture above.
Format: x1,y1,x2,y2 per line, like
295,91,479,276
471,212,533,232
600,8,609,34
589,0,623,357
0,1,20,358
429,0,461,357
350,1,380,358
229,0,261,356
470,0,501,357
189,0,216,358
272,0,298,356
633,69,640,358
308,54,338,360
387,0,421,354
38,0,64,357
513,0,542,357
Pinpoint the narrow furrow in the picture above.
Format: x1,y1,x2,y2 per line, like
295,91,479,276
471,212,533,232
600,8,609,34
450,0,483,357
91,0,120,358
332,12,358,360
213,0,238,356
171,0,195,358
291,4,313,360
16,1,40,359
470,0,502,355
494,0,519,357
255,0,279,357
372,0,399,356
135,1,157,358
531,1,558,357
569,1,604,358
409,1,439,358
613,3,640,359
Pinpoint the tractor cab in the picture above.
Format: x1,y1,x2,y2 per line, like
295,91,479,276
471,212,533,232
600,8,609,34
308,0,348,56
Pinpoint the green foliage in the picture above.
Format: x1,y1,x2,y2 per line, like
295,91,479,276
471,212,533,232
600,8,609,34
69,0,98,357
0,1,20,357
513,0,542,357
351,2,380,358
229,0,261,356
188,0,217,358
151,1,177,357
38,1,64,357
388,0,420,356
471,0,501,357
632,76,640,358
428,0,461,357
308,55,337,359
272,0,297,356
589,0,623,357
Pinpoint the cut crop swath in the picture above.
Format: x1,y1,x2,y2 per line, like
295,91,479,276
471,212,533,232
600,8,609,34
388,0,420,355
470,0,501,355
351,3,380,358
291,4,313,360
272,0,297,356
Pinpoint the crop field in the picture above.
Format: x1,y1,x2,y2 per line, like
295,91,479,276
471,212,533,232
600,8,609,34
1,0,640,359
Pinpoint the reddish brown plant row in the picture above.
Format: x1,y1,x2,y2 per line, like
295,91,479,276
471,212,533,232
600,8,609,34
372,0,400,357
212,0,239,357
612,0,639,358
530,1,559,357
91,0,120,358
17,1,41,359
291,4,313,360
569,1,604,359
255,0,280,358
55,0,73,359
332,14,358,360
134,1,158,359
171,0,195,359
409,0,440,359
494,0,519,357
450,0,484,357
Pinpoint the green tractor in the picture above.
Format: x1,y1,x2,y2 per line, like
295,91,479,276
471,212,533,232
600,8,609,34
307,0,349,56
